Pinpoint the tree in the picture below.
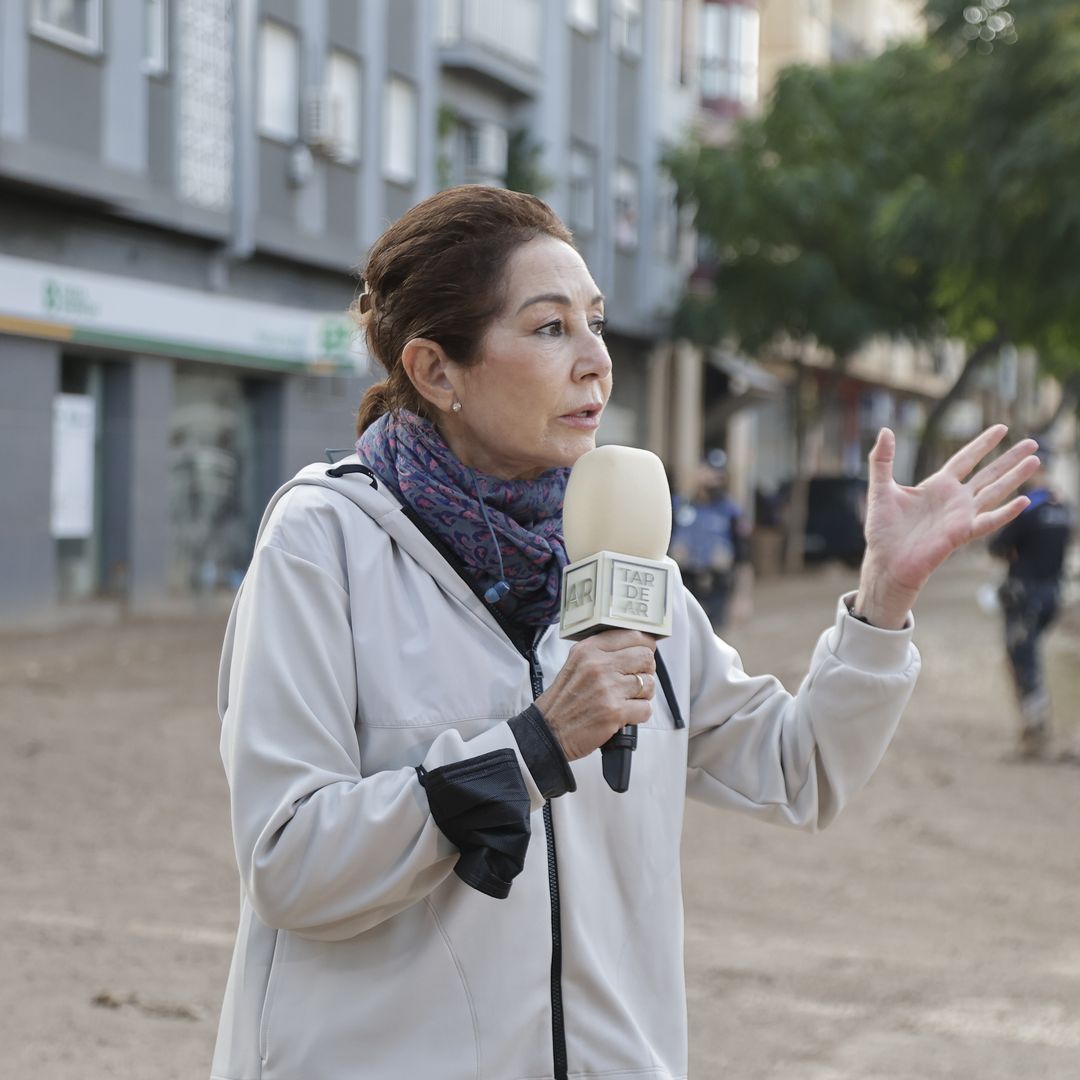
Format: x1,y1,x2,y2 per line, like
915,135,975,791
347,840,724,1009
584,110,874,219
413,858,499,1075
668,0,1080,556
667,50,941,359
906,0,1080,473
505,129,552,198
666,47,946,567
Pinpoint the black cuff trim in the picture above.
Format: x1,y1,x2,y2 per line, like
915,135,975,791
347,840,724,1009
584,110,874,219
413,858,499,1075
509,704,577,799
416,749,531,899
844,600,874,627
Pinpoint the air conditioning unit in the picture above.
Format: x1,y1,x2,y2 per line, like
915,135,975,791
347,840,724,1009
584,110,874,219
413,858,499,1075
303,86,341,156
468,122,508,178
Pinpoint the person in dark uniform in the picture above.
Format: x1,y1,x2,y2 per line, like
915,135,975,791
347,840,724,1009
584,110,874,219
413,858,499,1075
669,449,751,629
989,451,1074,758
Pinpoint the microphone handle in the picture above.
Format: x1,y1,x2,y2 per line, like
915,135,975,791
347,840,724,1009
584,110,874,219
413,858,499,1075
600,725,637,793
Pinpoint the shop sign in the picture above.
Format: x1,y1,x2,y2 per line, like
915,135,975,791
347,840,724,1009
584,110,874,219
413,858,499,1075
0,254,367,374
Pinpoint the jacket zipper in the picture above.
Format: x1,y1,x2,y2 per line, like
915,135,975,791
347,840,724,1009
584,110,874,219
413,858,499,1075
527,636,568,1080
390,503,570,1076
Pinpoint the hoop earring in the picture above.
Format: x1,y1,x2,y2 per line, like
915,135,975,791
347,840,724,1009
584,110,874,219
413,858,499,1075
451,400,462,413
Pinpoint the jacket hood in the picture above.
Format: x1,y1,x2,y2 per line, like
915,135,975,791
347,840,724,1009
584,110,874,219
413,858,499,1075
254,455,512,641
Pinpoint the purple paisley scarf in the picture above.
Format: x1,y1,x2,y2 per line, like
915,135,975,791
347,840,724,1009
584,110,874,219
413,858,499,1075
356,410,569,625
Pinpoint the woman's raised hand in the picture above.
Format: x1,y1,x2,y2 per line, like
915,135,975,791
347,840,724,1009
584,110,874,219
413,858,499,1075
853,425,1040,628
536,630,658,761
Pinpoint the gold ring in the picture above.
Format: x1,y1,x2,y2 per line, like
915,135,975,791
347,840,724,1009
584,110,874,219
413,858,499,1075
634,673,646,697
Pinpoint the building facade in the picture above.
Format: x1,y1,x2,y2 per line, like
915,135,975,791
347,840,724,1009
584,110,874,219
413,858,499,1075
643,0,774,511
0,0,696,620
434,0,682,447
0,0,380,620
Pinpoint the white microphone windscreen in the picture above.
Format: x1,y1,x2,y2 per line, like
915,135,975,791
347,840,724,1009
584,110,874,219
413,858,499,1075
563,445,672,562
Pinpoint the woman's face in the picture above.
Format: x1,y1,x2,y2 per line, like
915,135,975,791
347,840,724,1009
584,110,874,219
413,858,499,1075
442,236,612,481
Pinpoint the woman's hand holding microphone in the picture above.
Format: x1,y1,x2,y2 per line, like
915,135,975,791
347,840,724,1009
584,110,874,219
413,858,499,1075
535,631,658,761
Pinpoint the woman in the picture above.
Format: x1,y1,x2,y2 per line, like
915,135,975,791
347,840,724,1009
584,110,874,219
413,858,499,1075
211,187,1037,1080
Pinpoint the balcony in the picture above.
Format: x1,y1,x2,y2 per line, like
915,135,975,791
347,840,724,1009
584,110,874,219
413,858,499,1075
438,0,542,98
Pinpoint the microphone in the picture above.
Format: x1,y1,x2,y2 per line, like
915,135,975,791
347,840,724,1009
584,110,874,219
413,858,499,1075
559,445,676,792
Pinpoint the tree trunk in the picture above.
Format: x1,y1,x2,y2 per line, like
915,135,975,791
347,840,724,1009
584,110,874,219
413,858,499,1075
913,332,1005,481
783,361,823,574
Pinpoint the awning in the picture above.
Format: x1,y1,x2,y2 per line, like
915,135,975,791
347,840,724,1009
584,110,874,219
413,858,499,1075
706,350,783,399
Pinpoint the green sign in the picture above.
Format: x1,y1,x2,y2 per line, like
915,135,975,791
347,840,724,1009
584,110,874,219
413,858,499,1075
43,278,101,319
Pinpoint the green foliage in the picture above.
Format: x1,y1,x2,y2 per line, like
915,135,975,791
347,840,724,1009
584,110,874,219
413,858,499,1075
505,129,552,198
668,0,1080,383
666,49,944,360
921,0,1080,369
436,104,459,190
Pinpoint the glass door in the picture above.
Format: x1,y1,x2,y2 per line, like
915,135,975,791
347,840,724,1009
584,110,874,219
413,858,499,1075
168,365,262,594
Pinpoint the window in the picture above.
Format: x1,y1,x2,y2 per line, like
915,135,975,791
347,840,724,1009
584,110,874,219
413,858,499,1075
325,50,361,163
177,0,233,210
611,0,642,57
567,0,598,33
257,21,300,142
736,5,760,105
654,175,696,266
438,0,463,45
383,77,417,184
663,0,692,87
679,0,692,86
464,121,507,185
614,162,639,251
655,173,679,261
143,0,168,75
701,3,726,100
700,1,759,109
568,145,596,234
31,0,102,53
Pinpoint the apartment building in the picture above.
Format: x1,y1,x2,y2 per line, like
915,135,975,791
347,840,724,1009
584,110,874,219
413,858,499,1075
645,0,775,507
0,0,380,619
759,0,925,97
436,0,681,446
0,0,698,620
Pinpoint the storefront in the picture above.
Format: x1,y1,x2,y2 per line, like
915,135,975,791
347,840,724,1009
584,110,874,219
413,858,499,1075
0,254,367,620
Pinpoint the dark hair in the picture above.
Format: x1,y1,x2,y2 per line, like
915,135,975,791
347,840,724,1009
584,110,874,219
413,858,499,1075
352,185,574,434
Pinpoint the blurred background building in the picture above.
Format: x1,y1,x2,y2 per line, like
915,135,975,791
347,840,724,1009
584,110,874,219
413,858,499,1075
0,0,716,619
0,0,373,617
0,0,1073,621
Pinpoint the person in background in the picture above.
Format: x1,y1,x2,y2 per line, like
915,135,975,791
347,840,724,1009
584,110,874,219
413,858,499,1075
669,449,752,629
989,449,1074,759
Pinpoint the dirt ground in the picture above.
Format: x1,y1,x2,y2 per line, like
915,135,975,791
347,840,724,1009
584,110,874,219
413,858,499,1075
1,551,1078,1079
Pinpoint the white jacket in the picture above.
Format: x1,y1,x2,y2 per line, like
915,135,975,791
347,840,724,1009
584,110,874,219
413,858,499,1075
212,458,920,1080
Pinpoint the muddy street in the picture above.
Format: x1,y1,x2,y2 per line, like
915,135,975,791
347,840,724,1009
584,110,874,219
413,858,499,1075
2,551,1078,1079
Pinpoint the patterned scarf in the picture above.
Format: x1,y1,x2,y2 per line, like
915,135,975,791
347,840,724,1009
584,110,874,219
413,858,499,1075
356,410,570,626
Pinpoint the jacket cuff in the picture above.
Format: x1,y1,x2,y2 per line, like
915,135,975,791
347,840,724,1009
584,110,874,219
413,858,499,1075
830,592,915,672
417,749,531,900
509,704,577,799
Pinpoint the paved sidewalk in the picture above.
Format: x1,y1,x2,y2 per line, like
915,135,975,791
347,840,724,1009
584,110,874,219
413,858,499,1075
1,552,1077,1078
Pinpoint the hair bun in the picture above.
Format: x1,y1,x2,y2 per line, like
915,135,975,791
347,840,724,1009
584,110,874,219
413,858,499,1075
356,290,375,331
